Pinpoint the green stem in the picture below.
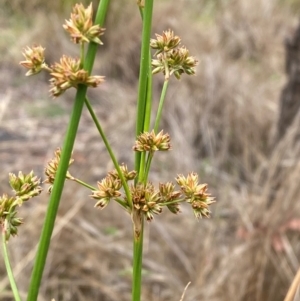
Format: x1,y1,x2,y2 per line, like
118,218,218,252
80,43,85,68
143,62,153,133
153,79,169,133
132,1,154,300
132,219,144,301
2,232,22,301
162,198,186,206
26,2,110,301
84,97,132,209
71,177,96,191
138,152,146,183
114,198,130,210
143,151,154,183
135,0,154,180
27,85,87,301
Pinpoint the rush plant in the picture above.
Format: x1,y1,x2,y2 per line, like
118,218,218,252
1,1,215,301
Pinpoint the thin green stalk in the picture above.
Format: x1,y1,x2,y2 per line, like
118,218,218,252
2,232,21,301
26,2,110,301
133,1,154,300
143,151,154,183
153,79,169,133
138,152,146,184
114,198,131,210
26,85,87,301
135,0,154,180
162,198,186,206
80,43,85,68
143,79,169,182
84,97,132,209
132,219,144,301
84,0,110,74
71,177,96,191
137,67,153,184
144,62,153,132
137,0,153,134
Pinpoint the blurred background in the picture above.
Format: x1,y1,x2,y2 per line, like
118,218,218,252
1,0,300,300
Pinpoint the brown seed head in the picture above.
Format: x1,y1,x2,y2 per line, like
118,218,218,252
20,45,46,76
49,55,105,97
150,29,181,55
44,148,74,192
151,30,198,80
91,175,122,209
159,182,181,214
176,173,215,218
131,183,162,221
63,3,105,45
133,130,171,152
108,164,137,182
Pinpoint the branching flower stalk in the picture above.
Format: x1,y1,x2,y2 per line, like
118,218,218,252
2,1,214,301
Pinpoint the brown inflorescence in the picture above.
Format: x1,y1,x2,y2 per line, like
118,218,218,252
49,55,105,97
44,148,74,193
63,3,105,45
176,172,215,218
20,45,47,76
151,29,198,80
133,130,171,152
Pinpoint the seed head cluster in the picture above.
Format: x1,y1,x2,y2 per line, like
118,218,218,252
44,148,74,193
91,164,136,210
151,29,198,80
176,173,215,218
133,130,171,152
20,45,46,76
91,166,214,221
63,3,105,45
0,172,42,241
49,55,105,97
19,3,105,97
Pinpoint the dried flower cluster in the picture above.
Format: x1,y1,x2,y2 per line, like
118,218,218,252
91,166,214,221
0,172,42,240
20,3,105,97
91,164,136,209
151,29,198,80
49,55,105,97
44,148,74,193
133,130,171,152
176,173,215,218
20,45,47,76
63,3,105,45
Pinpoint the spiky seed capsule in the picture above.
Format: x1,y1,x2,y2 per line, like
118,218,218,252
9,171,42,202
151,30,198,80
91,175,122,209
20,45,46,76
176,173,215,218
150,29,181,55
159,182,181,214
130,183,162,221
63,3,105,45
49,55,105,97
108,164,137,182
44,148,74,193
133,130,171,152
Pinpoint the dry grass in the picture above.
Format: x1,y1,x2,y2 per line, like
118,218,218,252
1,0,300,300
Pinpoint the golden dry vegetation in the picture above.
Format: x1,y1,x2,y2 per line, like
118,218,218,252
1,0,300,300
